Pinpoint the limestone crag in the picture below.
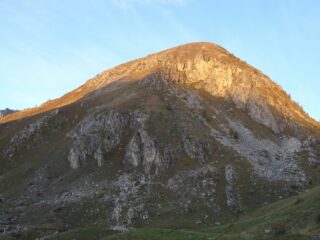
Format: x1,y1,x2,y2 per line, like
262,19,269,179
225,165,240,210
210,118,306,183
67,107,215,174
67,111,130,169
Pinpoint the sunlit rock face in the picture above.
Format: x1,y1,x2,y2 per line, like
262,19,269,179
81,42,315,134
2,43,316,134
0,42,319,237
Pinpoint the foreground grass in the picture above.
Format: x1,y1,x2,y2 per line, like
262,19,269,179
50,186,320,240
48,226,116,240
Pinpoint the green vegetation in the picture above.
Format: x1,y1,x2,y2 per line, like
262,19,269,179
315,212,320,223
48,185,320,240
229,129,239,140
102,229,208,240
48,226,116,240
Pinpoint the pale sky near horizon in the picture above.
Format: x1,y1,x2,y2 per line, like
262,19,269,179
0,0,319,120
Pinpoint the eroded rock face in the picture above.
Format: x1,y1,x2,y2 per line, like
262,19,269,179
167,164,219,199
246,99,284,133
169,57,287,134
125,111,164,173
67,111,130,168
109,174,148,231
3,109,63,159
67,103,217,174
125,129,160,172
185,136,213,163
225,165,240,210
210,118,306,183
67,110,178,173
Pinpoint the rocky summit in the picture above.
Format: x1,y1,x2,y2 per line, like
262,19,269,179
0,42,320,239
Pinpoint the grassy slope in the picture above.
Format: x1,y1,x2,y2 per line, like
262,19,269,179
48,185,320,240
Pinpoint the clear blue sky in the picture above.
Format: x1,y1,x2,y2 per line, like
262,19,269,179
0,0,319,120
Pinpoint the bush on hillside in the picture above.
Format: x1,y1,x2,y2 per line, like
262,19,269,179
229,129,239,140
264,223,286,236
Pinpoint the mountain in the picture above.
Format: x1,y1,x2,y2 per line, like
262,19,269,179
0,42,319,239
0,108,18,119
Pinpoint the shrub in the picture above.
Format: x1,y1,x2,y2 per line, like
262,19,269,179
233,131,239,140
202,109,212,121
294,197,304,205
229,129,239,140
315,213,320,223
264,224,286,236
166,104,173,111
199,236,209,240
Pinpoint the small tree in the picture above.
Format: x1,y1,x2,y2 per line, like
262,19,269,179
229,129,239,140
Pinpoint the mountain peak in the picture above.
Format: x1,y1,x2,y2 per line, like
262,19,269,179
1,42,320,238
151,41,229,57
1,42,318,134
84,41,317,133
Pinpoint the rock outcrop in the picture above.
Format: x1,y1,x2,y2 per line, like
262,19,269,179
3,109,63,159
67,111,129,169
225,165,240,210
